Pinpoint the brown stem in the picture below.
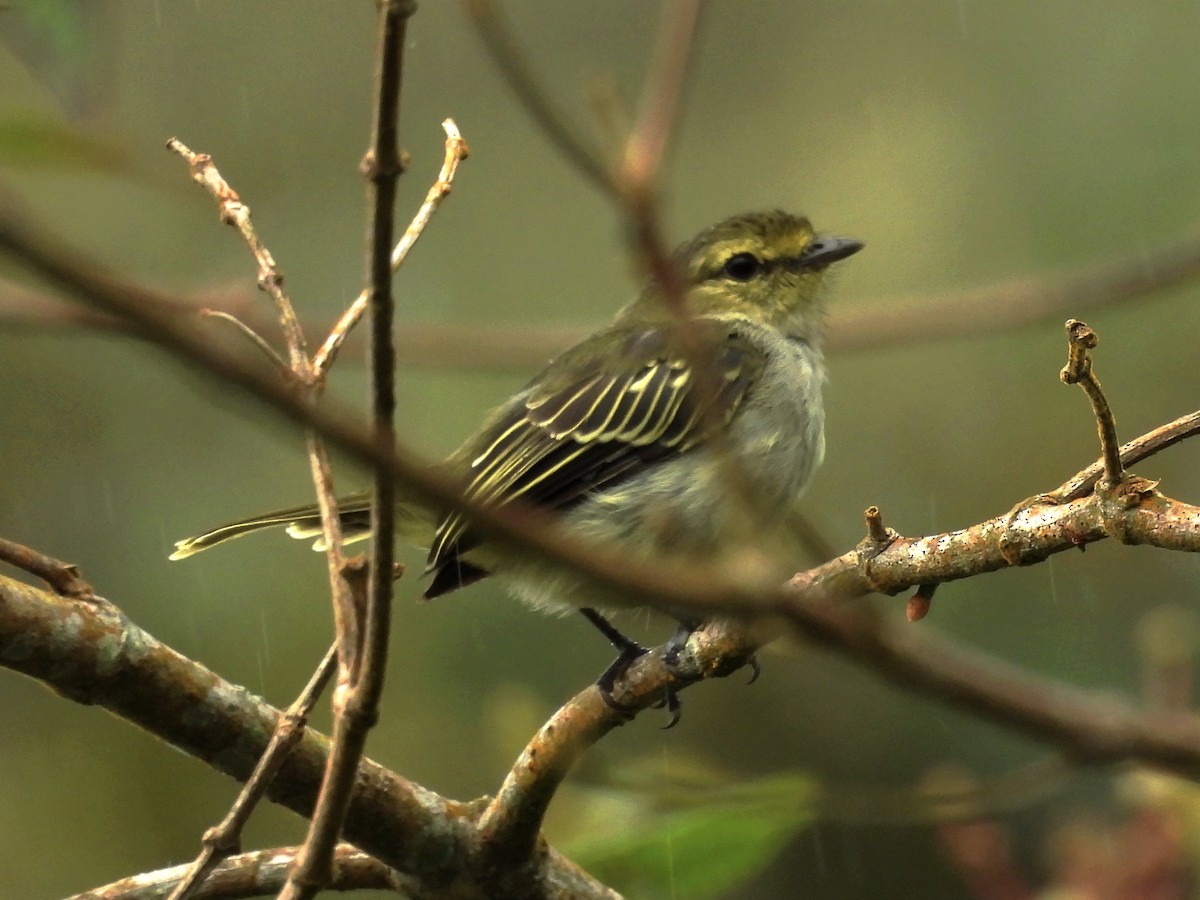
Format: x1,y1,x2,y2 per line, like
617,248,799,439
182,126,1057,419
281,3,411,897
314,117,469,374
165,138,310,378
71,846,405,900
1059,318,1123,486
0,536,99,602
465,0,616,196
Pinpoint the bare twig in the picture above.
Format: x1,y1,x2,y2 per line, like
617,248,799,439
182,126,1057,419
199,308,292,377
166,643,338,900
9,556,1200,898
477,617,761,863
282,3,412,897
166,128,366,900
1055,408,1200,501
1059,318,1123,486
307,434,357,665
8,208,1200,648
864,505,891,544
465,0,616,195
165,138,310,377
619,0,702,194
10,220,1200,366
314,117,469,373
0,536,99,602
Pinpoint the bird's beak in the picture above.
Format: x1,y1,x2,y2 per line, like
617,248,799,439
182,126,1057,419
799,236,864,269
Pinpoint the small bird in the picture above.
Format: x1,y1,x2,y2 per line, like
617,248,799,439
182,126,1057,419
172,210,862,717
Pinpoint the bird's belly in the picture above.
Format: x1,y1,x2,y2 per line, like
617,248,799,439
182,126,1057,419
500,332,825,613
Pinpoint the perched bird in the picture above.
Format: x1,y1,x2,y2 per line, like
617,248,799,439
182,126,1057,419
171,210,862,717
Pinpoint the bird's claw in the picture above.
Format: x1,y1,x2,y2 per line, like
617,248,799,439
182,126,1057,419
745,654,761,684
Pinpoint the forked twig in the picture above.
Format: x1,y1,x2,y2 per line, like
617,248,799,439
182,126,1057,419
166,138,310,377
314,117,469,374
281,2,413,897
465,0,615,195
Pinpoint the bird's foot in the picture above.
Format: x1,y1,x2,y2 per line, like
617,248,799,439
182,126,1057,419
583,607,683,728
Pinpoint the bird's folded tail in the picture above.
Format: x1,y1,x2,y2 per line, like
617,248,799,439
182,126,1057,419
168,496,427,560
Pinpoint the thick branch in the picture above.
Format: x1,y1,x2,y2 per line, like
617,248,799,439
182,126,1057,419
75,846,401,900
0,573,614,899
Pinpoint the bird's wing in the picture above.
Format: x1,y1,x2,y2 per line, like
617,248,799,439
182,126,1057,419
425,321,764,596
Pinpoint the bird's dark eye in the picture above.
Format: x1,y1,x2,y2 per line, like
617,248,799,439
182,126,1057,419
721,252,762,281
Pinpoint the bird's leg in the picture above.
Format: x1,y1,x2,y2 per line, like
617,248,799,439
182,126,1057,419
580,607,648,697
580,607,685,728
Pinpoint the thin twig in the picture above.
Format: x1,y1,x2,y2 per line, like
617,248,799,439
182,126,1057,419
832,228,1200,354
166,119,367,900
465,0,616,195
12,207,1200,641
307,433,357,666
619,0,702,194
864,505,890,544
1056,408,1200,501
0,536,99,602
477,617,762,861
199,308,292,378
281,3,412,897
1059,319,1123,486
165,138,310,377
166,643,338,900
314,117,470,374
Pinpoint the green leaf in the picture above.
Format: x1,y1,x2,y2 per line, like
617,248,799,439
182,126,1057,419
565,772,817,899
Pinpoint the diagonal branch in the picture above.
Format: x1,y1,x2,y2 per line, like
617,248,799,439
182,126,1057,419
465,0,616,195
166,644,338,900
0,571,614,899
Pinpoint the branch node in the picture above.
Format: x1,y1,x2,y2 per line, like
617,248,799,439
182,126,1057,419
857,507,900,593
1059,317,1098,384
864,505,891,544
1095,476,1162,546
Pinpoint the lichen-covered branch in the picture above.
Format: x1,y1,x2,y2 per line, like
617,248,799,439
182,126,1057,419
0,572,616,899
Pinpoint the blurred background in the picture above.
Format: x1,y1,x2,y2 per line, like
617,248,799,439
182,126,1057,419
3,1,1200,897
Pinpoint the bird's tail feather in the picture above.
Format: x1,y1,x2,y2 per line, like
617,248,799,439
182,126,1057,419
169,495,428,560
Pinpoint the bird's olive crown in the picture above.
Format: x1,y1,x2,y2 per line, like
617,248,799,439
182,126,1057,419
622,210,860,330
681,210,819,284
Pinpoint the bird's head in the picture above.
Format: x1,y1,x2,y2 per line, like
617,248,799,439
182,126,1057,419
629,210,863,339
